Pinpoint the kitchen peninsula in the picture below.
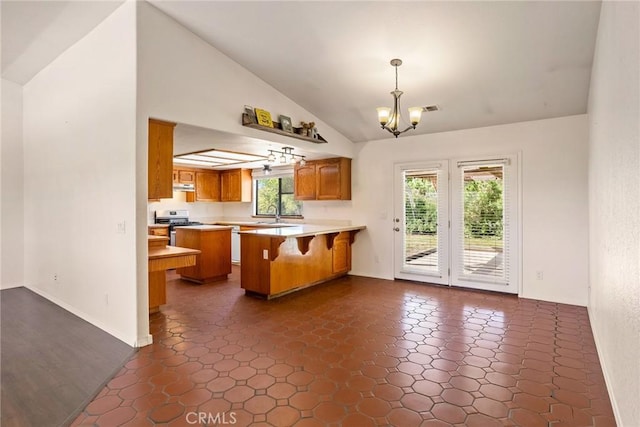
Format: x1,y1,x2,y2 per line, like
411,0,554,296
239,224,365,298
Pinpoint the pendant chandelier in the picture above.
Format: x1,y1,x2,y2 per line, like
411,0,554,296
376,59,423,138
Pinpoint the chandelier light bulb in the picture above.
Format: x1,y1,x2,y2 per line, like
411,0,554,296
267,151,276,163
377,107,391,126
280,153,287,164
299,157,306,166
408,107,423,126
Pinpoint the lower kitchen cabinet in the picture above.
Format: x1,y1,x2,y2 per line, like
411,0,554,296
240,228,362,298
176,226,232,283
332,232,351,274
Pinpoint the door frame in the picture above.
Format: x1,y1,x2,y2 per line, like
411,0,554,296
393,161,450,285
393,154,523,296
449,154,522,295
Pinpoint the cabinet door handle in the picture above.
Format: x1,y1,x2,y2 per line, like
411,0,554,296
394,227,400,232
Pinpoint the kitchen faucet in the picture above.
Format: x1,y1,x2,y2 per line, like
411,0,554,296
268,204,281,223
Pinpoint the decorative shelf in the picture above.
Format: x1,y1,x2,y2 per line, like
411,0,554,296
242,113,328,144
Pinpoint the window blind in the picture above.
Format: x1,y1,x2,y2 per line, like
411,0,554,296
458,164,509,284
403,168,444,277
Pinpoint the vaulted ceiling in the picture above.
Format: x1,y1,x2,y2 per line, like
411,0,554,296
2,1,601,143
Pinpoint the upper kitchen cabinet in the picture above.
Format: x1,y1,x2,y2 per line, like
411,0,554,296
148,119,176,200
294,157,351,201
294,163,317,200
194,171,221,202
220,169,252,202
173,168,195,184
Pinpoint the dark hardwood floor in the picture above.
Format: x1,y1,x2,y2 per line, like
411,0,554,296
1,287,134,427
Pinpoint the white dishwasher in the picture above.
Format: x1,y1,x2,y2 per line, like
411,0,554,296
231,226,241,264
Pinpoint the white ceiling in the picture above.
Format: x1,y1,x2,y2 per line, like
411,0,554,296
2,1,601,144
1,1,124,85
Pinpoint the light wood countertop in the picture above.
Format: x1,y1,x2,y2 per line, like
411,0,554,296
177,225,234,231
204,221,296,228
148,245,201,260
238,224,366,238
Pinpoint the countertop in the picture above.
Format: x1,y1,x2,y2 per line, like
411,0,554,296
148,245,200,260
203,221,297,228
176,225,234,231
238,224,366,238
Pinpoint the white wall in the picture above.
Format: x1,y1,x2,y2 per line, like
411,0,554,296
22,2,139,345
587,1,640,425
1,79,24,289
351,115,590,306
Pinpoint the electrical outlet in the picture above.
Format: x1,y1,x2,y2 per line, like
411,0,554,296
262,249,269,260
53,273,58,283
117,221,126,234
536,271,543,280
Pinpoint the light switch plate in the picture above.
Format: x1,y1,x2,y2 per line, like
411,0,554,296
262,249,269,260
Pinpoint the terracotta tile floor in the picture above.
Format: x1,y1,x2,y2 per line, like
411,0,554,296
72,268,616,426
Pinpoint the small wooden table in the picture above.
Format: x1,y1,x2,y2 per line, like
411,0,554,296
148,236,200,313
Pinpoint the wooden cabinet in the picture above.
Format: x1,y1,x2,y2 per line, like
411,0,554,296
294,164,317,200
240,228,362,298
294,157,351,201
194,171,220,201
176,226,232,283
148,225,169,237
316,158,351,200
148,119,176,200
221,169,252,202
332,232,351,274
173,169,195,184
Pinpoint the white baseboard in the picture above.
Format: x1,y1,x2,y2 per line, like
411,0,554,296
587,306,622,426
136,334,153,347
1,283,24,290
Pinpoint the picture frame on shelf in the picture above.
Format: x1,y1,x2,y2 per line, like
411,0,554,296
279,115,293,133
255,108,273,127
243,105,257,124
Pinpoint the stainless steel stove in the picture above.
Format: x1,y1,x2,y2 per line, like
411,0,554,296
154,210,202,246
